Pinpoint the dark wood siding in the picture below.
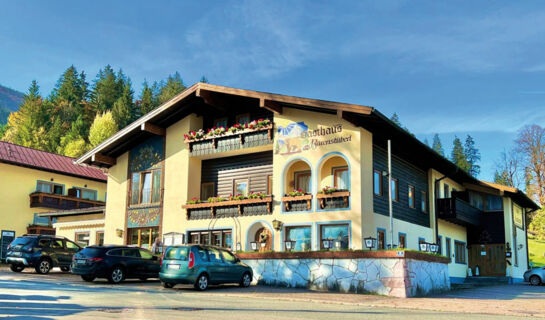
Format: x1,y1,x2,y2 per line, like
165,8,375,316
373,145,430,227
201,151,273,197
203,110,273,129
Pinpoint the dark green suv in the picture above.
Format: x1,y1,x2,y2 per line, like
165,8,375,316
159,245,253,290
6,234,81,274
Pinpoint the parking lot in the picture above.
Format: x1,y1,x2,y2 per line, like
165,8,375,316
0,265,544,319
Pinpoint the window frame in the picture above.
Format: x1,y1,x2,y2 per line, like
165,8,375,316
235,113,250,125
445,237,452,262
267,175,273,195
213,117,228,128
319,223,350,250
96,231,105,246
130,169,162,205
373,170,383,196
75,231,90,247
284,225,312,251
398,232,407,249
443,183,450,198
36,180,65,195
390,178,399,202
377,228,386,250
71,187,98,201
408,185,415,209
332,166,349,189
420,190,428,213
233,178,250,196
454,240,467,264
293,170,311,193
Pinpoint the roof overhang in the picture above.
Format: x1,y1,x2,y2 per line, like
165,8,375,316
38,206,105,218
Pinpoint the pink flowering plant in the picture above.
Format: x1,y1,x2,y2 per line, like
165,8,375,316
184,118,271,141
318,186,339,194
248,191,267,199
186,197,202,204
287,189,305,196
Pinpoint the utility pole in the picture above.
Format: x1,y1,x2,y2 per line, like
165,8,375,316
388,140,394,248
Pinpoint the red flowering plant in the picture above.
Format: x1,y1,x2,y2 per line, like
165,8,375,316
256,118,270,128
186,197,202,204
184,129,205,141
228,123,242,133
228,193,247,201
287,189,305,196
318,186,339,194
248,191,266,199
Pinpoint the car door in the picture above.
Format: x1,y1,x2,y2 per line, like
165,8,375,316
64,240,81,263
122,248,141,278
220,250,242,283
206,248,225,283
49,239,66,266
138,249,160,277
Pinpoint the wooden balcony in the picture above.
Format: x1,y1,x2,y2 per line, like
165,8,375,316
282,194,312,212
185,125,273,157
29,192,105,210
182,196,273,220
316,190,350,209
436,197,482,226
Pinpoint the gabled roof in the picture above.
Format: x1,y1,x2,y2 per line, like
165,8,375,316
480,180,539,211
38,206,105,218
0,141,107,182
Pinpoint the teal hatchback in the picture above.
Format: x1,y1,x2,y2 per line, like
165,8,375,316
159,245,253,290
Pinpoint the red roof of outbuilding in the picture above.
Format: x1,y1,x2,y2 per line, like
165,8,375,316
0,141,107,182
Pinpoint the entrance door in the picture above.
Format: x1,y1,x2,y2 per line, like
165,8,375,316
254,227,272,252
468,244,506,276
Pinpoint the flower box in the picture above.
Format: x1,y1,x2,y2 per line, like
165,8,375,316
316,190,350,209
281,194,312,212
182,196,273,219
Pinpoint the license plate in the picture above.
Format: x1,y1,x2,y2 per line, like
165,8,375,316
76,259,86,264
168,264,180,270
12,252,21,257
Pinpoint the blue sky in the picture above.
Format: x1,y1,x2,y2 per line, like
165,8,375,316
1,1,545,181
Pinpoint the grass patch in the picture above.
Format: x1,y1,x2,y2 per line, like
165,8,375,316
529,237,545,267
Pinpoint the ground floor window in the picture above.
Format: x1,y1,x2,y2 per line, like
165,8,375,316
285,226,311,251
319,224,349,249
75,232,90,247
96,231,104,246
445,237,452,262
455,241,466,264
127,227,159,249
189,229,232,248
398,233,406,249
377,229,386,249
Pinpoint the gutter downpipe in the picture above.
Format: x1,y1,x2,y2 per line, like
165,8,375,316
388,140,394,248
434,174,448,244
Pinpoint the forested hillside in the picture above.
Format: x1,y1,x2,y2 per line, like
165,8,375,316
0,65,204,157
0,84,24,124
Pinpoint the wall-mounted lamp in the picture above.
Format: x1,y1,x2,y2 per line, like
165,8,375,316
250,241,258,251
364,237,377,250
272,219,283,231
115,228,123,238
50,178,54,182
236,242,242,251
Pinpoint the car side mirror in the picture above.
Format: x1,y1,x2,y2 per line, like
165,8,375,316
235,257,241,263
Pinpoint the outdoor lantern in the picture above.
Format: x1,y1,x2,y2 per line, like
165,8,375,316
429,243,438,253
250,241,258,251
260,241,267,248
236,242,242,251
387,244,392,249
419,242,429,252
364,237,377,250
334,239,342,250
322,239,332,250
285,240,295,251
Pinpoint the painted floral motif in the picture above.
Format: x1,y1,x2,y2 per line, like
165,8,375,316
129,136,164,172
127,207,160,228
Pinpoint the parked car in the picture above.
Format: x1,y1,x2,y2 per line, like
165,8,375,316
524,266,545,285
159,245,253,290
71,245,160,284
6,234,81,274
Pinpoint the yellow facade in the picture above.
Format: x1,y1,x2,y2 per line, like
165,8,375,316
53,213,105,246
103,152,129,245
0,162,106,237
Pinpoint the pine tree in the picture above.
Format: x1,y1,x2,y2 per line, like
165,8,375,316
57,115,88,155
464,135,481,177
157,72,186,105
423,138,430,146
390,113,402,127
91,65,123,113
432,134,444,156
494,170,511,186
451,136,470,172
112,80,137,129
139,80,156,115
89,111,119,147
200,75,209,83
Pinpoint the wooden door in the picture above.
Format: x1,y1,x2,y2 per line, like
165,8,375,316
254,227,272,252
468,244,506,276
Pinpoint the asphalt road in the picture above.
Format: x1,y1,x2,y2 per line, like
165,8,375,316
0,268,540,319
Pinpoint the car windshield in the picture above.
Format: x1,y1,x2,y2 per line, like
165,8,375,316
11,237,33,246
79,248,103,257
164,247,189,261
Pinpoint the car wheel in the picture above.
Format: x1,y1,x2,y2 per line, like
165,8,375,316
81,275,96,282
194,273,209,291
10,265,24,273
35,259,51,274
108,266,125,284
60,266,70,272
530,275,542,286
162,282,174,288
240,272,252,287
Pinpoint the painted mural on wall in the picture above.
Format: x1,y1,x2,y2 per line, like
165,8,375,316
275,122,352,155
129,136,164,172
127,207,160,228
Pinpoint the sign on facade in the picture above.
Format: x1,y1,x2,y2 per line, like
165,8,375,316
513,204,524,229
0,230,15,261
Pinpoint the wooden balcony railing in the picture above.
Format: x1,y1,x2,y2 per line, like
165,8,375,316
29,192,105,210
185,125,273,157
182,196,273,220
282,194,312,212
436,197,481,226
316,191,350,209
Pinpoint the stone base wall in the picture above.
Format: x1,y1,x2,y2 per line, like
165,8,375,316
241,256,450,297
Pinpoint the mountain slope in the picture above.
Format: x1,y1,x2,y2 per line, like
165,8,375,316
0,84,24,125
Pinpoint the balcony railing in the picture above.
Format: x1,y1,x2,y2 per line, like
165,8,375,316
436,197,481,226
29,192,105,210
185,124,273,157
182,196,273,220
282,194,312,212
316,190,350,210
